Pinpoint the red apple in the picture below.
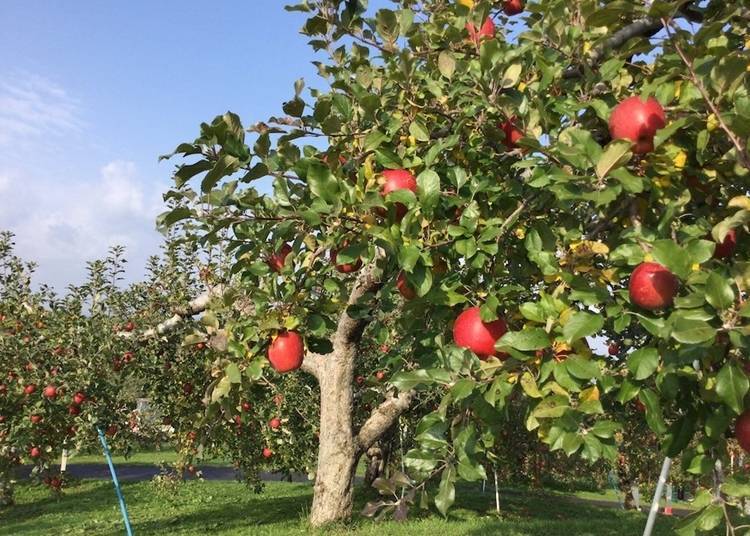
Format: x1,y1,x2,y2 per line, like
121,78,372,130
453,306,508,360
0,415,5,423
123,351,134,363
381,169,417,221
736,410,750,453
608,343,620,356
503,0,524,15
29,446,41,459
124,321,135,332
634,399,646,413
30,414,42,424
43,385,57,399
466,17,495,44
233,415,242,426
196,342,206,351
186,431,197,442
0,384,7,395
106,425,118,437
713,229,737,259
375,370,386,381
355,375,365,386
608,96,666,154
182,383,193,395
267,244,292,273
241,401,252,412
396,271,416,300
273,394,284,406
73,392,86,405
262,447,273,459
268,331,304,373
379,344,390,353
187,464,197,475
68,404,80,416
501,119,524,151
269,417,281,430
24,384,37,395
628,262,679,310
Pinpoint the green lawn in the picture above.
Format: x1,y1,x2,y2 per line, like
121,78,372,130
0,479,685,535
66,447,228,466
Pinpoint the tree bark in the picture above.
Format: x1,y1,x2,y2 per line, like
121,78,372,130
309,359,359,526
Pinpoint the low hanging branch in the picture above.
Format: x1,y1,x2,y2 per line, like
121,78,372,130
356,389,415,453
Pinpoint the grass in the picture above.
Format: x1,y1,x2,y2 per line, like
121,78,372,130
66,447,228,466
0,479,687,535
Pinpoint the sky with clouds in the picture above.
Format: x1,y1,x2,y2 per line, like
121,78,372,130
0,0,377,290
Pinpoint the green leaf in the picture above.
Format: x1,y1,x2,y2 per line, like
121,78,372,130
651,240,690,279
437,51,456,79
715,363,749,414
670,314,716,344
500,63,523,88
627,348,660,380
225,363,242,384
409,120,430,142
639,389,667,435
721,476,750,498
664,414,696,457
435,464,456,516
450,379,475,402
417,170,441,212
595,140,632,179
591,420,621,439
520,372,543,398
498,328,550,351
202,155,240,193
565,356,600,380
211,375,232,403
562,312,604,342
705,271,735,311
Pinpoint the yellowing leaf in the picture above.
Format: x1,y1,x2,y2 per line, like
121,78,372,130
644,253,654,262
580,385,600,402
457,0,474,7
707,113,719,132
674,80,682,98
729,196,750,209
518,82,527,92
558,308,574,326
673,150,687,169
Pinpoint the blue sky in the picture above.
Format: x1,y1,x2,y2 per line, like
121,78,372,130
0,0,366,289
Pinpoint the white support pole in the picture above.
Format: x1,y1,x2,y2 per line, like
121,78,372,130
494,468,500,514
60,449,68,473
643,457,672,536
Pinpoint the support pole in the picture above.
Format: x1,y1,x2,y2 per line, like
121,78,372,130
60,449,68,473
643,457,671,536
494,468,500,514
97,427,134,536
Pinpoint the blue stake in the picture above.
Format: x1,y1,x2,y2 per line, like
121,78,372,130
97,427,134,536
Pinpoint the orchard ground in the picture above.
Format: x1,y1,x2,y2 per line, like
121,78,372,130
0,479,696,536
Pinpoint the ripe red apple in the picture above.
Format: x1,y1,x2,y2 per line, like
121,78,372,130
66,426,77,437
0,384,7,395
503,0,524,15
30,414,42,424
330,247,363,273
196,342,206,351
68,404,80,416
186,431,197,442
124,321,135,332
355,375,365,386
241,401,252,412
736,411,750,453
375,370,386,381
73,391,86,405
268,331,305,373
182,383,193,395
267,243,292,273
24,384,37,395
106,425,118,437
608,343,620,356
608,96,666,154
187,464,197,475
233,415,242,426
379,344,390,353
381,169,417,221
262,447,273,459
269,417,281,430
628,262,679,310
396,271,416,300
465,17,495,44
29,446,41,459
501,119,524,151
43,385,57,399
713,229,737,259
25,362,35,372
123,351,134,363
453,306,508,360
633,399,646,413
0,415,5,424
112,359,123,371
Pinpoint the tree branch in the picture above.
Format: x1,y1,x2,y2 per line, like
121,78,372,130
332,254,385,351
661,18,750,171
300,351,324,379
355,389,415,453
119,285,225,340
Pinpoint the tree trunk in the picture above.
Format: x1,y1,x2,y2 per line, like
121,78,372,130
0,471,13,507
309,355,359,526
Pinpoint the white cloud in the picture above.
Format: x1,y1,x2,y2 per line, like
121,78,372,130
0,161,168,290
0,73,83,146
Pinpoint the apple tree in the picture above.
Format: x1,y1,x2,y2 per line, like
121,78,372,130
156,0,750,529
